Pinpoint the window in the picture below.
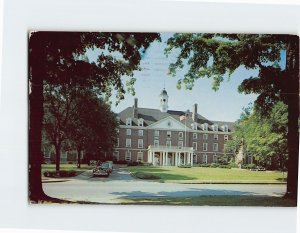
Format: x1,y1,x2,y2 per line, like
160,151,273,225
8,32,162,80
125,151,131,161
223,125,228,132
126,118,132,126
179,132,183,139
154,130,159,137
154,140,159,147
193,133,197,139
213,143,218,151
138,118,144,127
203,134,208,140
193,153,197,163
214,134,218,140
166,140,171,148
138,129,144,137
203,143,208,151
212,124,218,132
138,139,143,148
202,154,207,164
113,151,119,161
126,129,131,136
224,135,229,141
192,123,197,130
202,123,208,131
178,141,183,149
193,142,197,150
167,131,172,138
126,138,131,147
137,152,143,162
213,154,218,163
116,138,119,147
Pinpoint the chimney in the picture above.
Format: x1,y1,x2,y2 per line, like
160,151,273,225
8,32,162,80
133,98,138,118
192,103,198,122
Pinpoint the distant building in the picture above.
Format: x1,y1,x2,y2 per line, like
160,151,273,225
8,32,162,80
114,88,234,166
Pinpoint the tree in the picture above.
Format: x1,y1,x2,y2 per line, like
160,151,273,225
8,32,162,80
165,34,299,199
29,32,160,201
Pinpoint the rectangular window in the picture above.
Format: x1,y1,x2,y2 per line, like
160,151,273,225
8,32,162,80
178,141,183,149
213,143,218,151
167,131,172,138
138,119,144,127
126,118,132,126
203,154,207,164
154,140,159,147
126,129,131,136
202,124,208,131
113,151,119,161
203,143,208,151
126,138,131,148
192,123,197,130
166,140,171,148
138,139,143,148
224,135,229,141
116,138,119,147
223,125,228,132
178,132,183,139
193,133,197,139
213,125,218,132
213,154,218,163
138,129,143,137
154,130,159,137
125,151,131,161
203,134,208,140
193,142,197,150
137,152,143,162
214,134,218,140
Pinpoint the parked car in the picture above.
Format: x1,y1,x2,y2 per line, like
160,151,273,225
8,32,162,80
101,162,113,173
92,166,109,177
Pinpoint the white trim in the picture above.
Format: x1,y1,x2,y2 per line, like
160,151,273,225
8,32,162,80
213,143,218,152
126,128,131,136
138,129,144,136
138,139,143,148
203,143,208,151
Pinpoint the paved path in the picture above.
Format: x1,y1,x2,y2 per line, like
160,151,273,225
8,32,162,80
43,165,287,204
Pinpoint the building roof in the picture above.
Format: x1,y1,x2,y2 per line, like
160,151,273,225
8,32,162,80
118,107,235,132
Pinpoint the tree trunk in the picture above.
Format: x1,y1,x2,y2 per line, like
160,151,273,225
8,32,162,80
55,143,61,173
28,40,47,201
77,149,81,168
284,35,299,201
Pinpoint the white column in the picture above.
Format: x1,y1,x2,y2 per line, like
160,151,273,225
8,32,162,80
152,152,155,165
164,152,167,166
191,153,193,166
175,152,178,166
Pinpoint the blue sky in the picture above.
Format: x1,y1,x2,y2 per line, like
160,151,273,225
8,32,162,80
88,33,265,122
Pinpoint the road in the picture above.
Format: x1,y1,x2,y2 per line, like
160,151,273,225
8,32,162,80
43,165,287,204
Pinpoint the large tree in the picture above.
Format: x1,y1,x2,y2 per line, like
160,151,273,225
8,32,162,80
29,32,160,201
165,34,299,199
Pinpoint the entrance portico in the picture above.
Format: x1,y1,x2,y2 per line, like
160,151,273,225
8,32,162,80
147,145,194,166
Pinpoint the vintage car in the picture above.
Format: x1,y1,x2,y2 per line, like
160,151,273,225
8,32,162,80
92,166,109,177
100,162,113,173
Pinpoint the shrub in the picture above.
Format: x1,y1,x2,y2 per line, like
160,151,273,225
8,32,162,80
114,160,128,164
196,163,210,167
242,164,256,170
134,172,160,179
43,170,78,178
210,163,219,168
178,164,192,168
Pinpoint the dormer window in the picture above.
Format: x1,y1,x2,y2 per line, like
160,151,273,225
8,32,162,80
116,116,120,123
223,125,228,133
138,118,144,127
202,123,208,131
191,123,197,130
212,124,218,132
126,118,132,126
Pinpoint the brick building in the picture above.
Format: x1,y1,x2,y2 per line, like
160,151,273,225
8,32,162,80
114,88,234,166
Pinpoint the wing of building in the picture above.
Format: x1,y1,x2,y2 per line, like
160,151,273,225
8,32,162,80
114,88,235,166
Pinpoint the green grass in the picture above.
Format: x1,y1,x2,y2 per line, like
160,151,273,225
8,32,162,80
128,166,287,183
120,196,296,206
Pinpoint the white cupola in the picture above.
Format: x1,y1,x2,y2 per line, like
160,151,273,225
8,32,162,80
159,88,169,112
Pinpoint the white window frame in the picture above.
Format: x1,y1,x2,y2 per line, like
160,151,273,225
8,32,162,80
137,152,143,162
166,140,171,148
224,135,229,141
213,153,218,163
202,123,208,131
167,131,172,138
193,142,197,150
178,141,183,149
126,118,132,126
154,140,159,147
138,139,143,148
116,138,119,147
126,138,131,148
223,125,228,132
203,154,208,164
203,143,208,151
154,130,159,137
178,132,183,139
138,129,144,137
203,134,208,140
125,151,131,161
193,133,197,139
192,123,197,130
214,134,218,140
138,118,144,127
213,143,218,152
212,124,218,132
126,128,131,136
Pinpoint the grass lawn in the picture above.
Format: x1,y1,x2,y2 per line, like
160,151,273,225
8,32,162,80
120,195,296,206
128,166,287,183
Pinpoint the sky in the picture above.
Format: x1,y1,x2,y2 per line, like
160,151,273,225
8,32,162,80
87,33,262,122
